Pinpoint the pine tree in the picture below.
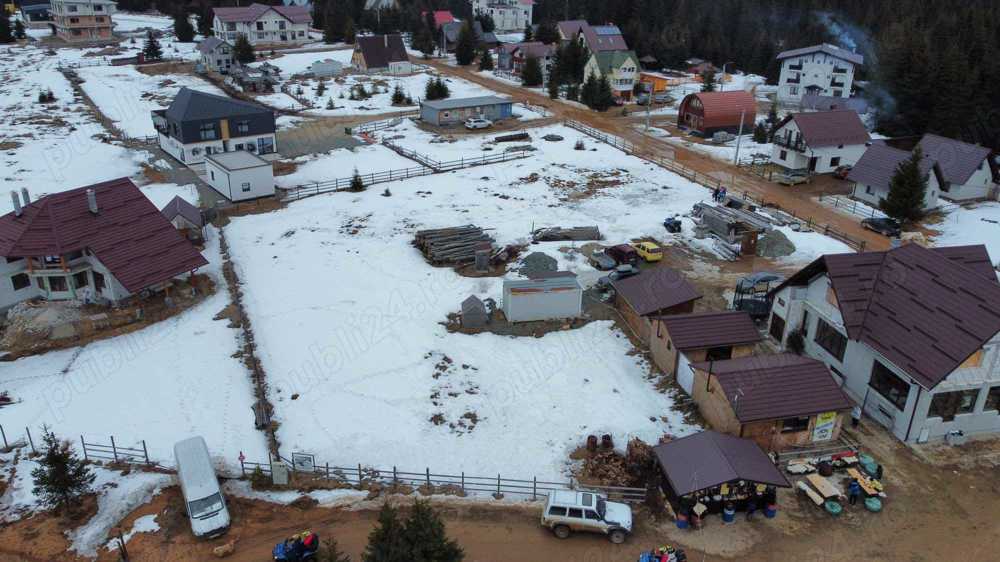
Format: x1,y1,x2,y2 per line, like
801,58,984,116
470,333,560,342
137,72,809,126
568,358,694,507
14,19,26,40
343,17,356,44
580,71,599,108
143,30,163,60
402,500,464,562
233,33,255,64
701,68,717,92
535,20,559,45
196,0,213,37
477,47,493,71
879,147,928,225
522,21,533,42
412,19,435,57
362,503,408,562
475,14,494,33
594,74,616,110
349,168,365,192
454,21,477,66
752,121,769,144
173,10,195,42
391,84,405,105
521,56,543,87
0,13,13,43
323,0,347,44
30,428,96,514
547,73,560,99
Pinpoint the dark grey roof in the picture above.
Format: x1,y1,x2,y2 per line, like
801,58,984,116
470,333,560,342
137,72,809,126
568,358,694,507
205,150,271,171
442,20,486,44
160,196,203,228
165,88,272,122
461,295,486,315
197,37,229,54
917,133,993,186
779,110,870,148
653,431,791,497
688,354,853,422
611,266,702,316
776,43,864,66
355,34,408,68
847,144,939,191
504,274,581,292
421,96,512,111
799,94,870,114
657,311,761,350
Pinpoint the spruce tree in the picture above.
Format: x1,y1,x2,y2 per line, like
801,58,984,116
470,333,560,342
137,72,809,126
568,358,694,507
14,19,26,40
547,73,560,99
30,428,96,514
454,21,476,66
879,147,929,225
701,68,717,92
402,500,464,562
435,77,450,99
522,21,533,42
594,74,616,110
143,30,163,60
534,20,559,45
196,1,213,37
233,33,255,64
752,121,769,144
391,84,405,105
343,17,356,44
349,168,365,192
0,13,12,43
580,71,599,108
323,0,347,44
475,14,494,33
412,22,435,57
477,47,493,71
521,56,543,87
362,503,408,562
173,10,195,42
321,538,352,562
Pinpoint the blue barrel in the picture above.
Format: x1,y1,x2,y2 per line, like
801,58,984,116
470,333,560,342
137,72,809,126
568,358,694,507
676,514,689,529
722,507,735,523
764,504,777,518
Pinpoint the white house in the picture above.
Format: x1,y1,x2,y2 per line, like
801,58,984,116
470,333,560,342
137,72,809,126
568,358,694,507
917,134,997,201
767,243,1000,444
196,37,234,74
770,110,870,174
776,43,863,104
847,143,943,210
204,151,275,202
470,0,532,33
212,3,311,46
584,50,640,101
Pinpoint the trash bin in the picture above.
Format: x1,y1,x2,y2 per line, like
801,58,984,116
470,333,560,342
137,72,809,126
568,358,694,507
721,506,735,524
764,504,778,518
675,513,689,529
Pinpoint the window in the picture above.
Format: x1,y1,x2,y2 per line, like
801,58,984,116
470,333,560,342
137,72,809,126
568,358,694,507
959,349,984,369
256,21,264,30
93,271,106,292
789,86,799,96
35,277,45,290
48,276,68,292
226,22,236,31
869,361,910,410
929,390,979,421
781,417,811,433
548,506,567,517
814,318,847,361
210,170,215,180
278,21,286,30
585,510,601,520
72,271,89,289
567,508,583,519
865,185,874,195
258,136,274,154
830,157,841,167
241,182,252,193
832,89,842,97
826,286,838,307
67,4,77,11
985,387,1000,412
199,123,216,140
192,147,202,156
69,17,79,23
236,120,249,134
769,313,786,341
95,16,104,22
705,346,733,362
93,4,102,10
779,150,788,160
11,273,30,291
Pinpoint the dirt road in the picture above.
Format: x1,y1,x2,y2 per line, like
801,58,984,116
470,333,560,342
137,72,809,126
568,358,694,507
424,60,890,253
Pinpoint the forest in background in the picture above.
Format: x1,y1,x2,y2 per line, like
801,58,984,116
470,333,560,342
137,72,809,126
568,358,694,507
114,0,1000,149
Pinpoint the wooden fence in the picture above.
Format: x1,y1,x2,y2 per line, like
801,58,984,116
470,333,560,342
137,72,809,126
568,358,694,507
0,424,151,465
817,193,887,220
347,112,419,135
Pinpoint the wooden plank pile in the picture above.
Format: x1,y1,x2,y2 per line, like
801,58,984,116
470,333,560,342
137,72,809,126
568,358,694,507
531,226,602,242
414,225,496,265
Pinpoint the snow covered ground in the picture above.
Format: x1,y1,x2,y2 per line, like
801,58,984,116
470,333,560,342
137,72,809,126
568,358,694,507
931,202,1000,262
665,133,772,164
277,144,428,187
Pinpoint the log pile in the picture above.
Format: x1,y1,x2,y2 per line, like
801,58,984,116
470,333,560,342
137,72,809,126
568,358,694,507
414,225,496,265
531,226,602,242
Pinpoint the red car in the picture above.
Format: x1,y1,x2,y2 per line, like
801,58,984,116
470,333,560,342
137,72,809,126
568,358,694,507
606,244,640,266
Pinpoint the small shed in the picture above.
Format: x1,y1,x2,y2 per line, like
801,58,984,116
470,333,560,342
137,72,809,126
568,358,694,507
309,58,344,78
650,311,762,393
502,271,582,323
461,295,489,328
610,266,702,344
653,431,790,513
204,151,275,202
420,96,514,127
160,195,205,243
677,91,757,137
687,354,853,452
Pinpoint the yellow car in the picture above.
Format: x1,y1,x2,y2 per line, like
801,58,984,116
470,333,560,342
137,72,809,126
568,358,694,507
630,241,663,262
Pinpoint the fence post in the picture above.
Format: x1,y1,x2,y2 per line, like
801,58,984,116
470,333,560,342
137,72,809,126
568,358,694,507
393,466,397,485
81,436,88,461
426,467,431,487
358,463,363,486
497,474,501,495
0,425,7,450
460,472,464,493
533,476,537,501
110,435,118,462
240,457,246,477
325,462,329,479
141,440,149,465
26,427,34,454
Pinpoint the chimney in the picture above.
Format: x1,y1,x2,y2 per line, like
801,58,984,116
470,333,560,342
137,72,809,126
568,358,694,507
10,191,22,217
87,188,98,215
20,188,30,205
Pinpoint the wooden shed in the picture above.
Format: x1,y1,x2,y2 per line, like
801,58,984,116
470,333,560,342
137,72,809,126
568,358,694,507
677,91,757,137
610,266,701,344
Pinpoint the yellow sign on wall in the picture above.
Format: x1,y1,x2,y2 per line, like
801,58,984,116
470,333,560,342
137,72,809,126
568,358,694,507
812,411,838,442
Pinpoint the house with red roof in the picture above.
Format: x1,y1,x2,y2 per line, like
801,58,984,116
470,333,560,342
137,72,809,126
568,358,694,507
770,110,871,174
767,243,1000,443
677,91,757,137
212,3,311,46
0,179,208,312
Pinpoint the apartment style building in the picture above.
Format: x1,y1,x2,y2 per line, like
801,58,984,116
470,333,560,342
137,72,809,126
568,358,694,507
50,0,115,42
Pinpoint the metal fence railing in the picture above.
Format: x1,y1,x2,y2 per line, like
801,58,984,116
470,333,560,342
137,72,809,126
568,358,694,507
347,112,419,135
817,193,888,219
0,424,152,466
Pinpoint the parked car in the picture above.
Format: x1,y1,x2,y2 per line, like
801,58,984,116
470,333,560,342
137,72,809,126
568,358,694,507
653,91,671,104
464,117,493,130
861,217,901,238
635,93,651,106
663,216,682,233
776,170,810,186
174,436,230,539
630,241,663,262
589,251,617,271
833,165,853,180
606,244,640,266
541,490,633,544
597,264,640,290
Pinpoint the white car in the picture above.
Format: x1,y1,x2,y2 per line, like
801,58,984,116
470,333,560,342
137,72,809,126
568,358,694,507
464,117,493,130
540,490,633,544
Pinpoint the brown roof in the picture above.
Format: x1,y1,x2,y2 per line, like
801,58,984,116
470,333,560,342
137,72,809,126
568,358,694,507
657,311,761,350
777,110,870,148
771,244,1000,389
678,91,756,130
611,266,702,316
653,431,791,496
213,3,311,24
556,20,628,52
689,354,853,422
776,43,864,66
846,143,943,191
0,178,208,294
917,133,994,186
355,34,408,69
160,196,204,228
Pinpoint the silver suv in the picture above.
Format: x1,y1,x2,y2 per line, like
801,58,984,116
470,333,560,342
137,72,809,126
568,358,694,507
540,491,633,543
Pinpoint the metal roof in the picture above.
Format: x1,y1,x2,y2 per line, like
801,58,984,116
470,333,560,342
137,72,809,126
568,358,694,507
653,431,791,497
165,88,272,123
421,96,512,111
917,133,993,186
611,266,702,316
205,150,271,171
196,37,229,54
778,110,870,148
847,143,941,191
591,50,640,72
160,196,203,228
355,34,408,69
213,3,311,24
776,43,864,66
657,311,761,350
678,91,756,130
0,178,208,294
688,354,853,422
504,274,581,292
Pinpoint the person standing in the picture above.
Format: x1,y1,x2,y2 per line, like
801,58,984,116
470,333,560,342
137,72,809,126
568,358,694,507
848,479,861,505
745,496,758,521
851,405,862,428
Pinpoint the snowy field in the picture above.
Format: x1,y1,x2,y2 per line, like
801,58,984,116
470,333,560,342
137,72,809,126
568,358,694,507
931,202,1000,263
77,65,225,137
665,133,772,163
278,143,428,187
373,119,552,163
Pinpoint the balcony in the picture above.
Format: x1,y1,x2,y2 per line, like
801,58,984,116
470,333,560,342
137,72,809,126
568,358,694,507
786,77,800,84
833,67,848,74
773,135,808,153
788,63,803,71
831,79,846,88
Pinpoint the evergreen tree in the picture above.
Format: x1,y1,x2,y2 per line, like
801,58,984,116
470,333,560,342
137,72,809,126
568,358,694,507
143,30,163,60
580,71,599,108
594,74,616,111
879,147,928,225
522,21,533,42
343,17,357,44
411,14,435,57
349,168,366,192
521,56,544,87
752,121,769,144
402,500,464,562
477,47,493,71
435,77,450,99
14,19,26,40
173,10,195,42
0,13,12,44
30,428,96,514
233,33,255,64
324,0,348,44
565,83,579,101
475,13,494,33
454,21,477,66
553,34,587,85
362,503,408,562
391,84,405,105
320,538,352,562
927,45,968,139
547,73,560,99
196,1,213,37
534,20,559,45
701,68,717,92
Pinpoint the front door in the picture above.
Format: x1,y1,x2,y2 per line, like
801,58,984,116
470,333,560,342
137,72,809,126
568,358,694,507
808,156,818,172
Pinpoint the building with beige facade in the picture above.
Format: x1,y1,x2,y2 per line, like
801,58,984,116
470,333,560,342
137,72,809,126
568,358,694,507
50,0,116,42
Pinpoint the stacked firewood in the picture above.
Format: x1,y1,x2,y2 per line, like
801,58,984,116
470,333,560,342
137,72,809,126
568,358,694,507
531,226,602,242
413,225,496,265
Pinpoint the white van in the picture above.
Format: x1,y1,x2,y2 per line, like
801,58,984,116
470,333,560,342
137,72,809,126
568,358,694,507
173,436,230,538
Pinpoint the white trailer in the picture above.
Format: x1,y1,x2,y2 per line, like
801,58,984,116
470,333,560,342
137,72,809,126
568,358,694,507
204,151,275,202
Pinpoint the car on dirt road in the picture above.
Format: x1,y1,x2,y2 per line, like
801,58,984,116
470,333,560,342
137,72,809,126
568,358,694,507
606,244,640,266
464,117,493,130
776,169,811,186
597,264,640,290
861,217,901,238
541,490,633,544
630,241,663,262
589,251,617,271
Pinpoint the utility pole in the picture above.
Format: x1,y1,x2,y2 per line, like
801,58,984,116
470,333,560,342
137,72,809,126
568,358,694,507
733,109,746,165
645,92,652,131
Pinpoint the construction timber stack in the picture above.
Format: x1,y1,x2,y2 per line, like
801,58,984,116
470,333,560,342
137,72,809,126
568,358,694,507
413,225,497,265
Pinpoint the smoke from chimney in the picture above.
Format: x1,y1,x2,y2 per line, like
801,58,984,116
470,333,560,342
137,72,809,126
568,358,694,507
10,191,22,217
87,189,98,215
20,188,29,205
